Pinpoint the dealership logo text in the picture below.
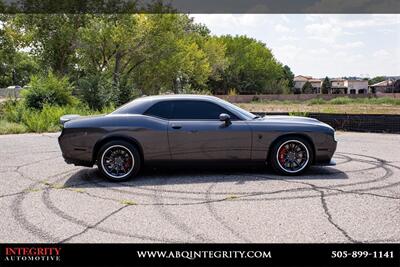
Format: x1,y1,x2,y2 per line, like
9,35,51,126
4,247,62,262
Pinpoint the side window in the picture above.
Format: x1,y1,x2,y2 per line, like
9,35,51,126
144,101,172,119
171,101,239,120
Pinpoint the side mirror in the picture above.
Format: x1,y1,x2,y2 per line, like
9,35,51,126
219,113,231,125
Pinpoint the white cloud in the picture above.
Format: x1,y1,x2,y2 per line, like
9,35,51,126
191,14,400,77
278,36,299,42
305,23,343,44
274,24,291,33
280,15,290,24
273,44,302,61
373,49,391,58
334,41,365,49
309,48,330,56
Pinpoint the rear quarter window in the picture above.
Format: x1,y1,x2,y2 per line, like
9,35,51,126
144,101,173,119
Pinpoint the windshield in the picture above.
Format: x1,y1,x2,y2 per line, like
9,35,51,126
217,98,258,120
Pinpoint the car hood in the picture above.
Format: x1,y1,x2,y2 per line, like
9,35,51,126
257,115,334,130
261,115,320,124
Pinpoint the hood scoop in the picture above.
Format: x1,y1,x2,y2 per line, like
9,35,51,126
262,115,319,123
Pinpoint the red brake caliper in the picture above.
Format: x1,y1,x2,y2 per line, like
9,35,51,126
124,157,132,171
278,147,287,165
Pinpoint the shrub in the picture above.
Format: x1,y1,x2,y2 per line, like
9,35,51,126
329,97,353,105
228,88,237,96
176,84,212,95
0,120,28,134
1,100,26,123
77,75,114,110
21,72,76,109
308,98,326,105
20,105,114,133
302,81,313,94
363,97,400,105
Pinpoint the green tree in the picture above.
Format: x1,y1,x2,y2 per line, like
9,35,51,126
77,14,216,103
368,76,386,85
302,81,313,94
10,14,86,75
321,77,331,94
215,35,286,95
0,16,38,87
283,65,294,89
77,74,113,110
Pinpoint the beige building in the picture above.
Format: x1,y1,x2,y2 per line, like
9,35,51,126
293,75,313,91
310,79,322,93
294,75,369,94
329,79,347,94
369,80,397,93
345,80,369,94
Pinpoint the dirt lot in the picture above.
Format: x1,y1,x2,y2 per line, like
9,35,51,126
0,132,399,243
238,103,400,114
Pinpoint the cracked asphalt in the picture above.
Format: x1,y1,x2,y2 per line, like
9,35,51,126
0,131,399,243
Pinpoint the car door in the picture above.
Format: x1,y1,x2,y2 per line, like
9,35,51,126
167,100,252,161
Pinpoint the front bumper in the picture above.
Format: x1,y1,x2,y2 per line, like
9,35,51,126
314,159,336,166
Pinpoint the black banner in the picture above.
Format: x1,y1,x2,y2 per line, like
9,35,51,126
0,243,399,266
0,0,399,14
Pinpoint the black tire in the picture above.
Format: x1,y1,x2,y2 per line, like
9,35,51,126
269,136,313,176
97,140,141,182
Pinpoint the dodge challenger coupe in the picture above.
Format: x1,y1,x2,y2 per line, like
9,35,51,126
58,95,337,181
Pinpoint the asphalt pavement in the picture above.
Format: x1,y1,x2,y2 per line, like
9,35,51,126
0,131,399,243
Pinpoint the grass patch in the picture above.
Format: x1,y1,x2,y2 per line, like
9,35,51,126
24,188,41,193
51,183,66,189
0,120,28,134
71,188,85,193
0,99,114,134
243,96,400,115
120,200,137,206
307,98,327,105
251,97,400,106
328,97,354,105
224,195,239,201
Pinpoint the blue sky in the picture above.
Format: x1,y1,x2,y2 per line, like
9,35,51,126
191,14,400,78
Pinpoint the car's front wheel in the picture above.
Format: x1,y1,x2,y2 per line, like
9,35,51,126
97,140,141,182
270,137,313,175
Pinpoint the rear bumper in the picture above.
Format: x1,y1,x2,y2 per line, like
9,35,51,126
58,131,93,167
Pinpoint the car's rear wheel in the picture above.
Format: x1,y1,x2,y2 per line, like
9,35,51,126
270,137,313,175
97,140,141,182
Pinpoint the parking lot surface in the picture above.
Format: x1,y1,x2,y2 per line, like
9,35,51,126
0,132,399,243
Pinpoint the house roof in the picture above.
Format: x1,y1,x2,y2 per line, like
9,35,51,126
347,80,368,83
294,75,313,81
370,80,393,87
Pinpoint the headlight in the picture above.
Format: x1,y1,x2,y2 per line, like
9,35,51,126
333,131,337,142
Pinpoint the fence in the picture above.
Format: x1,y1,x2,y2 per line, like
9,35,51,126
0,88,23,98
253,112,400,134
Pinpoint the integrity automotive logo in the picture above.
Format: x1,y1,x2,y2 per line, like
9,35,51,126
3,246,62,263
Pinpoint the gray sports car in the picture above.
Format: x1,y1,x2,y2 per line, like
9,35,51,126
58,95,337,181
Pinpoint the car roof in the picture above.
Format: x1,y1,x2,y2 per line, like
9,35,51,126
137,94,220,102
112,94,224,115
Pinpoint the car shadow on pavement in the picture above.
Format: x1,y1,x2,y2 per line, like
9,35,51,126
63,164,348,188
